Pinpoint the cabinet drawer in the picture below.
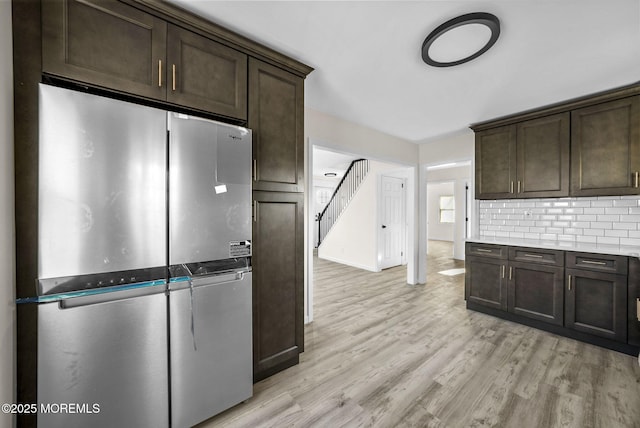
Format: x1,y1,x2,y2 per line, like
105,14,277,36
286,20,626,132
466,243,507,259
509,247,564,266
566,252,627,274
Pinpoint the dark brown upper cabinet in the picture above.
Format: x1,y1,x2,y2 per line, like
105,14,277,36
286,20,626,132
516,113,570,198
166,24,247,120
249,58,304,192
475,113,570,200
42,0,167,100
475,125,516,199
42,0,248,120
472,84,640,200
570,96,640,196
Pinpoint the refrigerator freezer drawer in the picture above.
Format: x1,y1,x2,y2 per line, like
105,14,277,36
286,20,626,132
37,287,169,428
170,271,252,428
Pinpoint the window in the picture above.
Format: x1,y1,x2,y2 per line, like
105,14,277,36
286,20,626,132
439,195,455,223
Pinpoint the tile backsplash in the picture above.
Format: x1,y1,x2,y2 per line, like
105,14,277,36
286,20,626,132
478,196,640,247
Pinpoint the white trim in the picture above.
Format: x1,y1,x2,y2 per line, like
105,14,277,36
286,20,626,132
317,254,380,273
305,137,314,324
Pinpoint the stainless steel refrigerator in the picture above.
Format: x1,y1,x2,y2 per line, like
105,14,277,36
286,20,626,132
25,84,253,428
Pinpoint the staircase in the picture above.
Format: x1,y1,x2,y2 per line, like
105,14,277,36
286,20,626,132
317,159,370,246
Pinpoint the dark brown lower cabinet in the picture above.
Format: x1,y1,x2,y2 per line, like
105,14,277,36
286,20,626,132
252,191,304,382
565,268,627,342
465,255,507,311
508,261,564,326
628,257,640,347
466,243,637,355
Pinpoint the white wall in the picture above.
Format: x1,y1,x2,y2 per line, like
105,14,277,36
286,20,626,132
1,2,15,426
418,129,474,164
318,160,403,271
306,108,419,166
427,182,455,242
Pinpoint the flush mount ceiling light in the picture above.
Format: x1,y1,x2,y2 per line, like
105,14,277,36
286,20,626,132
422,12,500,67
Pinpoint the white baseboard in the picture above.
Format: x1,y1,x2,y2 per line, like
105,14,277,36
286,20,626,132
317,254,379,273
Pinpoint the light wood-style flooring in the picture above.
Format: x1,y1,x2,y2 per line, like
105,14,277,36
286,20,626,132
199,241,640,427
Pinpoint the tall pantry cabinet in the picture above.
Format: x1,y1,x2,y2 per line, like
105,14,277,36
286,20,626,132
249,58,306,380
13,0,312,423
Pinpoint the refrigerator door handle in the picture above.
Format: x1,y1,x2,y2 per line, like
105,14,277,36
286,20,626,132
189,270,248,288
58,282,167,309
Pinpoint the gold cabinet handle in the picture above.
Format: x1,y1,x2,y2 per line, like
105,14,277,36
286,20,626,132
523,253,543,258
517,180,521,193
634,171,639,188
502,265,506,279
477,248,492,253
510,181,514,194
509,266,512,280
568,274,572,291
253,159,257,181
172,64,176,91
637,298,640,322
253,200,258,222
158,60,162,87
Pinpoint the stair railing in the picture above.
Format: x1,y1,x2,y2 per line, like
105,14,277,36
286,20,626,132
317,159,370,246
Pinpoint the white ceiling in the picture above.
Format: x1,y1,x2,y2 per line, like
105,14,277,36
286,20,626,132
170,0,640,143
312,147,359,183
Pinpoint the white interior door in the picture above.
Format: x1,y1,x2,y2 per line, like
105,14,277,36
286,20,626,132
379,175,405,270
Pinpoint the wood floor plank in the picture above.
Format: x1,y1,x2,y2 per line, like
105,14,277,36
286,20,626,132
197,241,640,428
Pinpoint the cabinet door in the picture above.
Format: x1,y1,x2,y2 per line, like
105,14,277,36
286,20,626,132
249,58,304,192
516,113,570,198
252,191,304,381
571,96,640,196
42,0,166,100
465,256,507,311
628,257,640,347
166,24,247,120
507,262,564,326
565,269,627,342
475,125,516,199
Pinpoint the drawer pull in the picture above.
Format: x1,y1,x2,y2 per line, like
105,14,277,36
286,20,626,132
581,260,607,266
172,64,176,91
523,253,544,258
477,248,493,253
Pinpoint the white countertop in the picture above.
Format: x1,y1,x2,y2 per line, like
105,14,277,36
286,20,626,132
466,236,640,258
